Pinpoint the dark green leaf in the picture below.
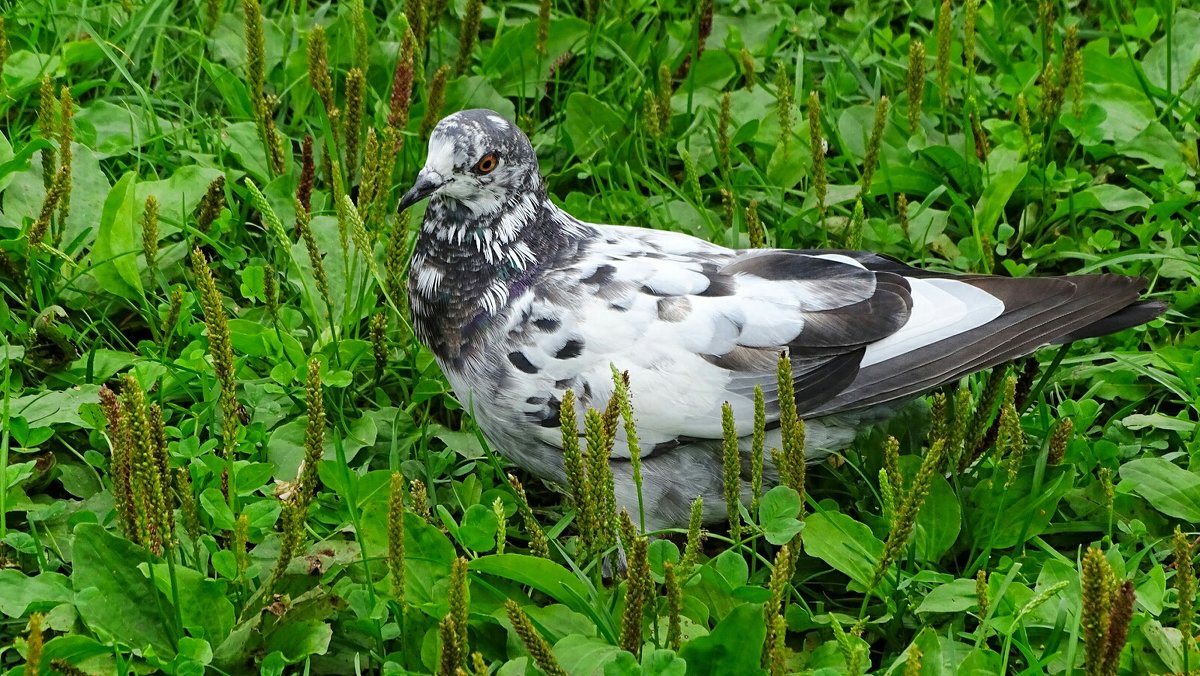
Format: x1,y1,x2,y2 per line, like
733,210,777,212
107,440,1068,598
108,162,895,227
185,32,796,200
677,603,767,676
914,578,978,614
1120,458,1200,521
470,554,590,613
264,619,332,663
458,502,499,552
0,570,72,617
71,523,175,657
90,171,144,300
802,511,887,593
554,635,627,674
757,485,804,545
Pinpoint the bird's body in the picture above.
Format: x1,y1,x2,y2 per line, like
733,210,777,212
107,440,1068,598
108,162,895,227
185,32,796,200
403,109,1163,530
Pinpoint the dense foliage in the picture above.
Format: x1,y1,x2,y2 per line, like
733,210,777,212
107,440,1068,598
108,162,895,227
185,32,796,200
0,0,1196,673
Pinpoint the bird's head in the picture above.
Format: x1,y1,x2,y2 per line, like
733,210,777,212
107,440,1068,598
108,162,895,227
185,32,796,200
399,109,540,218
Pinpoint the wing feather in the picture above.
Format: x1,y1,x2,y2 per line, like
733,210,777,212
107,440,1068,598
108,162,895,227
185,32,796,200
507,232,1159,459
526,245,915,454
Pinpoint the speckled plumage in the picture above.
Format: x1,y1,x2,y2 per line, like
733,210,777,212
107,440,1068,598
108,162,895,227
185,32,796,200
403,109,1163,530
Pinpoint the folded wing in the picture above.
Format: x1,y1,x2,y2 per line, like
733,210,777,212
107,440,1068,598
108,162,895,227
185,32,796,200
506,231,1160,458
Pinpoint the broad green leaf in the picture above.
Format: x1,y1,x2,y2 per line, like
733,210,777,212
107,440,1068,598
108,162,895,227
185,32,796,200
967,465,1074,549
444,76,516,122
1080,82,1156,144
175,637,214,667
227,319,275,357
212,615,262,670
223,121,272,181
207,12,285,73
677,603,767,676
522,604,597,644
59,145,113,250
40,635,114,672
0,570,72,617
554,635,627,674
0,130,19,192
243,500,281,531
677,49,737,92
803,510,888,593
146,563,235,643
973,157,1027,239
6,385,102,429
74,101,151,157
958,648,1006,674
458,503,499,552
1141,619,1186,674
57,461,102,498
757,485,804,545
1138,564,1167,616
234,462,276,495
359,503,454,611
434,429,487,460
1122,413,1196,433
638,648,687,676
647,539,681,578
565,93,626,161
470,554,589,612
901,455,961,562
1120,458,1200,521
201,487,237,530
264,619,332,663
240,264,266,301
836,104,882,161
603,649,688,676
0,343,25,370
1051,184,1153,220
135,165,226,230
485,17,590,99
807,630,871,671
61,37,105,69
1076,184,1152,212
711,549,749,589
495,657,531,675
902,626,1001,674
71,523,175,658
914,578,978,614
269,417,322,481
1143,9,1200,105
766,136,808,187
0,50,61,92
90,171,144,301
1118,119,1184,169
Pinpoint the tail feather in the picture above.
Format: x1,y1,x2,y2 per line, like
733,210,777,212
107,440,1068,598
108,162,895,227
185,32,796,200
807,273,1163,416
1055,299,1166,343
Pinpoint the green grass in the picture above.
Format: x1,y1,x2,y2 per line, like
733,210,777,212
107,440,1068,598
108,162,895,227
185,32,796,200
0,0,1197,673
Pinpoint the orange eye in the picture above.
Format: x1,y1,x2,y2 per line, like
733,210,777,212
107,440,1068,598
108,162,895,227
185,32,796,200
474,153,498,174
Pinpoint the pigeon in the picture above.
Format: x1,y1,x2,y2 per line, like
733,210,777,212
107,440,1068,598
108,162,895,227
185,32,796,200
399,108,1164,531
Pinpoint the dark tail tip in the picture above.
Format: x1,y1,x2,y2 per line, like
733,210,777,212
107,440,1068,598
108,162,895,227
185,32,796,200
1054,299,1167,343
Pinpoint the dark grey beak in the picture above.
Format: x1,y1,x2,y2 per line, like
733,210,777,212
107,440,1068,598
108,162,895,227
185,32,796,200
398,172,445,211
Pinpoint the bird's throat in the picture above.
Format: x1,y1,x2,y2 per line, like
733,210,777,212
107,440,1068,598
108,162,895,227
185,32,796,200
408,191,576,364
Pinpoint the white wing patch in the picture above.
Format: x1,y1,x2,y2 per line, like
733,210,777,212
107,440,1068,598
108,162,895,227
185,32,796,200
861,278,1004,367
813,253,868,269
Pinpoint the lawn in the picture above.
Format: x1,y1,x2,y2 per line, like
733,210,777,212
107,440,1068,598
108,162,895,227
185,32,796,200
0,0,1197,673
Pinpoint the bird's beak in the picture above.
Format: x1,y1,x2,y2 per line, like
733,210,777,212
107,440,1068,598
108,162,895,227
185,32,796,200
399,170,446,211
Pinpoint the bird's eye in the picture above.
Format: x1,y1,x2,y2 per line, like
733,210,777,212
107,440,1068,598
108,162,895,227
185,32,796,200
474,153,499,174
